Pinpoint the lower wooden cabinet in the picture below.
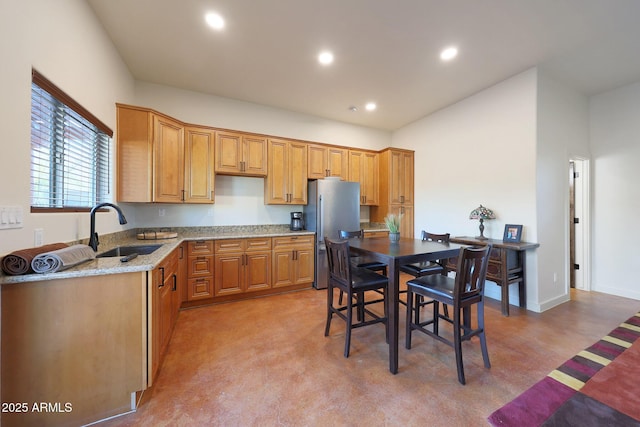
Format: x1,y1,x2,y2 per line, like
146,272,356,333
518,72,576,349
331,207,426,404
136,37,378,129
151,246,180,383
214,238,271,295
186,240,214,300
272,235,314,288
179,235,315,308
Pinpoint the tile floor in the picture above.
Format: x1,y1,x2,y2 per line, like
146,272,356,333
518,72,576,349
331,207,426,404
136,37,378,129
100,279,639,426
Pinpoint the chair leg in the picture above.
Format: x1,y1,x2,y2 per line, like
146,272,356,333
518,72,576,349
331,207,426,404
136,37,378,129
432,301,439,336
344,292,353,358
324,284,334,337
478,300,491,369
405,287,414,349
338,290,344,305
453,307,466,385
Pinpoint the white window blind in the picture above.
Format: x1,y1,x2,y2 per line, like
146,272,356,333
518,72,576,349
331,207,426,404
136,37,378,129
30,70,112,210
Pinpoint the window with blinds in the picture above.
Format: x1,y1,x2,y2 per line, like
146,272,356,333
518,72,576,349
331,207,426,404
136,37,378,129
30,70,113,211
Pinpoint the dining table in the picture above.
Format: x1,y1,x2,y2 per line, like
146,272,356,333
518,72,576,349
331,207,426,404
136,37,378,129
347,236,465,374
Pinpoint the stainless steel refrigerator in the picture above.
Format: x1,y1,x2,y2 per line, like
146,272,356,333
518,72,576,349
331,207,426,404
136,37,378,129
304,178,360,289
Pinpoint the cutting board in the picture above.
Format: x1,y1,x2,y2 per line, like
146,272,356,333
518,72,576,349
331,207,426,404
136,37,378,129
136,231,178,240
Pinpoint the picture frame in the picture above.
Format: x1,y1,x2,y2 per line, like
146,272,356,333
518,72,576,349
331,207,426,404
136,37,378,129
503,224,523,243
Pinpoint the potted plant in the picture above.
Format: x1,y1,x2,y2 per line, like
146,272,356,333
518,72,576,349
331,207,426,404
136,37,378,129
384,213,402,242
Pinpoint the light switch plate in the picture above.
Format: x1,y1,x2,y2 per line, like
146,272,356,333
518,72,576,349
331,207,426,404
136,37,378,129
0,206,24,229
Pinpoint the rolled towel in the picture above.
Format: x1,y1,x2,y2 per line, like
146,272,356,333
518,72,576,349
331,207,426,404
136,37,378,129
31,244,96,274
1,243,69,275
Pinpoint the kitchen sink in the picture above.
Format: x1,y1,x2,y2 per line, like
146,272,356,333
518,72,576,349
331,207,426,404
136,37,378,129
96,244,162,258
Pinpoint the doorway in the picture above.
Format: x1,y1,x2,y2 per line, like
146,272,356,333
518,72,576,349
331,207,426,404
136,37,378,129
569,158,590,290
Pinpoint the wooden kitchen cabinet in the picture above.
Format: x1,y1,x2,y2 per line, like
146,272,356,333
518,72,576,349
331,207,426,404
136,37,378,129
117,104,217,204
271,235,314,288
152,247,180,383
371,148,415,237
184,126,215,203
308,144,349,180
186,240,215,301
117,104,182,202
348,149,379,205
215,130,268,176
265,138,308,204
214,238,271,296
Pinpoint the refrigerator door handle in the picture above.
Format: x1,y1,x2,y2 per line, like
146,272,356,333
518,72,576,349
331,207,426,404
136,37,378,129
318,194,323,243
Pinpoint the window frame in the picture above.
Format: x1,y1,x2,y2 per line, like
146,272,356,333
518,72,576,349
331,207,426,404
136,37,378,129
30,69,114,213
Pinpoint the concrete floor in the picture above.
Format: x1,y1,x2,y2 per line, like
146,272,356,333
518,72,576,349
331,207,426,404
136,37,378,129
101,278,639,426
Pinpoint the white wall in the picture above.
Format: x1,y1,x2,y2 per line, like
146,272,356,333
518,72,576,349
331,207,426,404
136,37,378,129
536,70,590,310
0,0,134,255
392,69,540,309
590,81,640,300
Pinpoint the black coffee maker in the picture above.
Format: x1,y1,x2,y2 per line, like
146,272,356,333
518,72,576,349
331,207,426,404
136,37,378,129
290,212,304,231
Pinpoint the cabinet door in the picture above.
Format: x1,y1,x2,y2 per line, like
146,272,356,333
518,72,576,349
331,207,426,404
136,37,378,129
242,134,268,176
272,249,294,288
362,151,379,205
288,141,308,205
215,131,243,174
266,139,289,204
245,251,271,292
327,147,348,180
153,115,184,203
389,150,414,205
390,205,414,238
307,144,328,179
184,127,215,203
214,253,244,296
349,150,378,205
293,247,314,285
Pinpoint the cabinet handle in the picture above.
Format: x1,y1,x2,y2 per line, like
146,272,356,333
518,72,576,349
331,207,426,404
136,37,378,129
211,190,215,200
181,190,186,201
240,161,245,172
400,195,404,203
326,169,330,177
172,274,177,291
159,266,165,286
179,246,184,259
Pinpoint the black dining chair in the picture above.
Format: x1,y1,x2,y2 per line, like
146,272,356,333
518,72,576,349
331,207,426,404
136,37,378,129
405,245,492,384
399,231,451,314
324,237,388,358
337,229,388,306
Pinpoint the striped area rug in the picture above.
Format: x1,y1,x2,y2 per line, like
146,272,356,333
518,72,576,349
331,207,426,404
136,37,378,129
488,312,640,426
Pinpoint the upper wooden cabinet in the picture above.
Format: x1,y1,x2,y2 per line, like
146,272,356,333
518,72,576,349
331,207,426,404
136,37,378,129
348,149,379,206
116,104,214,204
184,126,215,203
371,148,415,237
215,131,267,177
265,138,308,205
308,144,349,180
388,149,414,205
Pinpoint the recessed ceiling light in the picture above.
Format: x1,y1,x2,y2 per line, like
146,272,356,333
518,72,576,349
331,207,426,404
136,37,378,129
318,51,334,65
440,46,458,61
365,102,377,111
205,12,225,30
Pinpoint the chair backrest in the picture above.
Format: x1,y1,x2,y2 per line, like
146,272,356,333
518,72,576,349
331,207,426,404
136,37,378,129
420,231,450,243
339,229,365,239
325,237,352,288
454,245,491,301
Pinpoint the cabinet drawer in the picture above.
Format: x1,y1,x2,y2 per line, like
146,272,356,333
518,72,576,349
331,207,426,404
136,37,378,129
188,255,214,277
364,231,389,238
272,235,314,248
187,277,214,300
188,240,214,256
215,238,271,253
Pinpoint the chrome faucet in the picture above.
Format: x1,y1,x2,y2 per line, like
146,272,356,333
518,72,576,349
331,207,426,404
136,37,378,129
88,203,128,252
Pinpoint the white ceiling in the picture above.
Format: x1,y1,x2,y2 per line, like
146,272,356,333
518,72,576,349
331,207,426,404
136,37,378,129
87,0,640,131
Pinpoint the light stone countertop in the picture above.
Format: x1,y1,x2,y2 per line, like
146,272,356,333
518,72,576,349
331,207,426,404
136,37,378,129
0,225,315,285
